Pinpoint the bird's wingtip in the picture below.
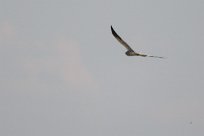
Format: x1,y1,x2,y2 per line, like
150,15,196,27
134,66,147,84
111,25,113,30
110,25,115,34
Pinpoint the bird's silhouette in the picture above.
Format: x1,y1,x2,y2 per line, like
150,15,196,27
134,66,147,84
111,26,164,58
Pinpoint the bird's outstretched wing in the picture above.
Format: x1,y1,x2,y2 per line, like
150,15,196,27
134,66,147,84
111,26,133,51
148,55,164,59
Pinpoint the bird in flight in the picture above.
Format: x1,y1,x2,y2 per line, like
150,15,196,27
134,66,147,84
111,26,164,58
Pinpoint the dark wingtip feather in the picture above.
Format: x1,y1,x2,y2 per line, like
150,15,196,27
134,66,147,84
111,25,114,34
110,25,122,40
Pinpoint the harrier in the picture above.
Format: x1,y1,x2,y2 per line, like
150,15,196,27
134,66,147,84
111,26,164,58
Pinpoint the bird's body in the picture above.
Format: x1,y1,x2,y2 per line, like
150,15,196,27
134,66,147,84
111,26,164,59
125,50,146,57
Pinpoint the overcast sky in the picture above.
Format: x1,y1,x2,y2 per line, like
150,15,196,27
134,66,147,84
0,0,204,136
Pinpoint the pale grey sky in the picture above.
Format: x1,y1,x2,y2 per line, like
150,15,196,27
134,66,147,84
0,0,204,136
